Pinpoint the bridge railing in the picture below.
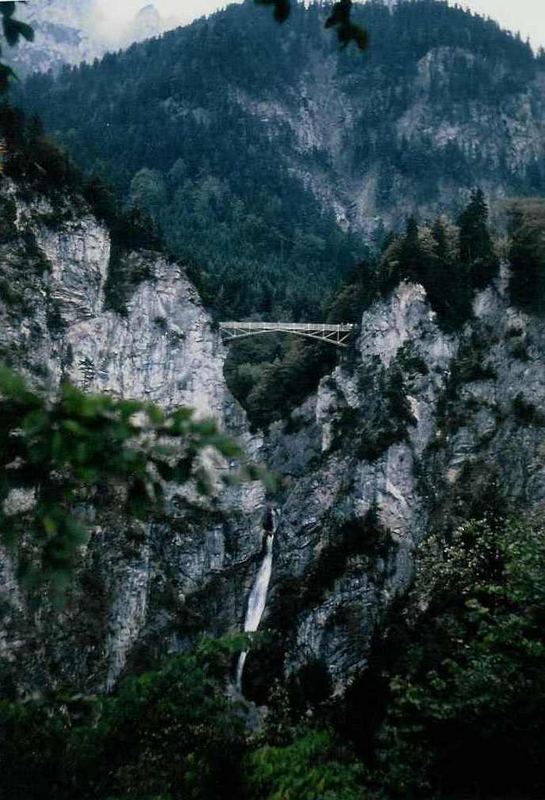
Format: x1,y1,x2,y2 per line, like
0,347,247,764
219,321,357,346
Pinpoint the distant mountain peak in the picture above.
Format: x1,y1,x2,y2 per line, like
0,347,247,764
7,0,181,76
127,4,164,44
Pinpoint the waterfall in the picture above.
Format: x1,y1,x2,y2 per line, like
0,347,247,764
235,511,278,692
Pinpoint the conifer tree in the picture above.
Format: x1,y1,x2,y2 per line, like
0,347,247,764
508,205,545,316
431,217,449,264
428,217,472,330
399,216,426,284
458,188,499,290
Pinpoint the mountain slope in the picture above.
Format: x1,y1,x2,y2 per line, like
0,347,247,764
15,0,545,318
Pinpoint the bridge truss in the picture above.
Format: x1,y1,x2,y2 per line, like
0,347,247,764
219,321,357,347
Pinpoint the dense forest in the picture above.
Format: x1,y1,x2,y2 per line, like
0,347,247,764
16,0,545,323
15,0,545,424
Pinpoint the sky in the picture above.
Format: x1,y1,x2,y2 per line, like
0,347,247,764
92,0,545,51
451,0,545,50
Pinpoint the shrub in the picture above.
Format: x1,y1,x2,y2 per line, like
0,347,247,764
512,394,545,426
245,729,364,800
0,637,250,800
365,518,545,798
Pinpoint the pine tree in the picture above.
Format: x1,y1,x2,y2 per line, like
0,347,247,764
414,218,472,331
399,216,426,285
508,207,545,316
458,188,499,290
431,217,449,264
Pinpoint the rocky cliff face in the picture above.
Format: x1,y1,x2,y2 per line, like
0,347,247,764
0,179,266,694
254,271,545,690
2,176,545,698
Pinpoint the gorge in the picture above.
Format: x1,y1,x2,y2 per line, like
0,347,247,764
2,2,545,797
2,160,545,699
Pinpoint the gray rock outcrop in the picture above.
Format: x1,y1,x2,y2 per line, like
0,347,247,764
2,177,545,697
0,181,266,694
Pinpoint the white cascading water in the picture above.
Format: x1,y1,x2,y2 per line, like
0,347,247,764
235,511,278,691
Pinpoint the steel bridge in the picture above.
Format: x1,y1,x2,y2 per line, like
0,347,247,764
219,321,357,347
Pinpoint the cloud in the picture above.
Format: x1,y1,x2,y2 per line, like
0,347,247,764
90,0,239,43
84,1,169,45
49,1,544,52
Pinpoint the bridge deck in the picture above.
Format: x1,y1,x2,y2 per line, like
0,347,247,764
219,322,357,346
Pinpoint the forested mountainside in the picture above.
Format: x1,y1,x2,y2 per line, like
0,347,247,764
16,0,545,321
3,96,545,797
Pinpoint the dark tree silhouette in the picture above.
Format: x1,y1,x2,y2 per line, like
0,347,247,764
256,0,368,48
399,216,426,284
0,3,33,92
508,201,545,316
458,188,499,289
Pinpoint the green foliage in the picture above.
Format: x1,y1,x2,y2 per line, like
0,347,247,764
17,4,366,322
0,634,369,800
0,3,33,93
0,367,244,599
246,729,365,800
0,194,17,241
0,101,80,194
424,217,473,331
286,659,333,711
398,216,425,285
19,1,534,323
452,333,497,383
225,259,376,430
385,194,497,331
396,343,428,377
508,199,545,315
512,393,545,426
0,636,250,800
243,338,337,429
13,1,540,326
362,517,545,798
255,0,292,24
326,260,379,325
458,188,499,290
4,513,545,800
510,336,530,361
4,510,545,800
